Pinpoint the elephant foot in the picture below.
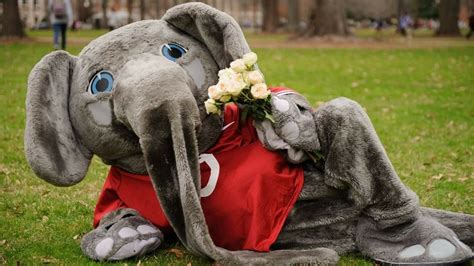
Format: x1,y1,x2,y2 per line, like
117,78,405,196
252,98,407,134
356,215,473,265
421,207,474,249
81,208,163,261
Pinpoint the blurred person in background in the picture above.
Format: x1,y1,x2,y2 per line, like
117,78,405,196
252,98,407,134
48,0,73,50
399,13,413,37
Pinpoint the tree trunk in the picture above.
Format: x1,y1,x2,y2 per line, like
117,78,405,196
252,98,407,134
262,0,278,33
127,0,133,23
437,0,460,36
77,0,94,22
305,0,348,36
1,0,25,38
140,0,146,20
155,0,161,18
102,0,108,28
252,0,258,30
288,0,299,32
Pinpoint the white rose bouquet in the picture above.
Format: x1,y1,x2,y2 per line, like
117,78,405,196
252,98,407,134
205,52,324,163
204,52,274,123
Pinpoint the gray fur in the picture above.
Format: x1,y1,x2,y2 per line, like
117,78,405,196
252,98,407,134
162,3,251,70
24,2,473,265
25,51,92,186
255,91,321,163
81,208,163,261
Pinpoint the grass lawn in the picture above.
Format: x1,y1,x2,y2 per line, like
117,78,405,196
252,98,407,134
0,30,473,265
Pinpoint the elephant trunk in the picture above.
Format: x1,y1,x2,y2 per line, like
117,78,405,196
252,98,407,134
113,54,218,256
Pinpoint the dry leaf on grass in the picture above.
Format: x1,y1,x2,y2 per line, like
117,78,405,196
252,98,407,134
168,248,185,258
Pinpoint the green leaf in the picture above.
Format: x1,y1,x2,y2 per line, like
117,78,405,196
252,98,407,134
240,105,250,123
264,112,275,123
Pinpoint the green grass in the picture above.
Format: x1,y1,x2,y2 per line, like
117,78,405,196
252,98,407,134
1,31,473,265
27,29,109,38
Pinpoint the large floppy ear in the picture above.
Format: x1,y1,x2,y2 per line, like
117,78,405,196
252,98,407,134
25,51,92,186
162,2,251,69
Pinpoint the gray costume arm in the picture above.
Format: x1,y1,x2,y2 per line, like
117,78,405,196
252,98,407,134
254,91,320,163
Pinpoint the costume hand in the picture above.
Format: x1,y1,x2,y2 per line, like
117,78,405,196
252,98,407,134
254,92,320,163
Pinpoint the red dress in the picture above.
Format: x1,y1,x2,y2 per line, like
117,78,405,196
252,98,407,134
93,88,304,251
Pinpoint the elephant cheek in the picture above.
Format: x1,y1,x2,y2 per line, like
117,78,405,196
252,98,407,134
87,101,113,126
182,58,206,91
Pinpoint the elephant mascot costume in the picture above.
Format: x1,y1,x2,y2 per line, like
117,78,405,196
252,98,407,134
25,3,473,265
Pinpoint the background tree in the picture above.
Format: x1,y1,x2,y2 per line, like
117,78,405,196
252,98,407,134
437,0,460,36
77,0,94,23
155,0,162,18
287,0,299,32
140,0,145,20
305,0,348,37
262,0,278,33
1,0,25,38
417,0,438,19
101,0,108,28
127,0,133,23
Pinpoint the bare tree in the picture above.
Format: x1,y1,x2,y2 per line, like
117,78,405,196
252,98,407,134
252,0,258,30
1,0,25,37
156,0,162,18
305,0,348,36
262,0,278,32
127,0,133,23
101,0,108,28
437,0,460,36
288,0,299,32
77,0,94,23
140,0,146,19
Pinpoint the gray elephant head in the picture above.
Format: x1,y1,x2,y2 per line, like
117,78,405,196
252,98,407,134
25,3,253,260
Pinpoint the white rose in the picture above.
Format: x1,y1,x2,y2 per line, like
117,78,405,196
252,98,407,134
208,85,224,100
227,74,247,96
218,68,235,79
247,70,264,85
243,52,258,66
220,94,231,102
230,59,247,73
217,81,229,94
204,99,220,115
250,83,270,99
218,72,247,96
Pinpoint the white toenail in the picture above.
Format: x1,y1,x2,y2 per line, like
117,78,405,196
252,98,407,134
274,97,289,112
428,239,456,259
144,237,157,245
281,122,299,140
109,241,139,260
109,238,159,260
95,238,114,259
137,225,158,234
399,244,425,258
118,227,138,238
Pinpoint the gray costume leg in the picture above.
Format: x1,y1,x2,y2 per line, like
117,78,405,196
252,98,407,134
313,97,419,227
274,97,472,264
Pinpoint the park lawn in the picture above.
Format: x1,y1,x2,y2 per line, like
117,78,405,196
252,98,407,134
1,35,473,265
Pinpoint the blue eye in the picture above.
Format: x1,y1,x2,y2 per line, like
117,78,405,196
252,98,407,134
89,71,114,94
162,43,187,62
